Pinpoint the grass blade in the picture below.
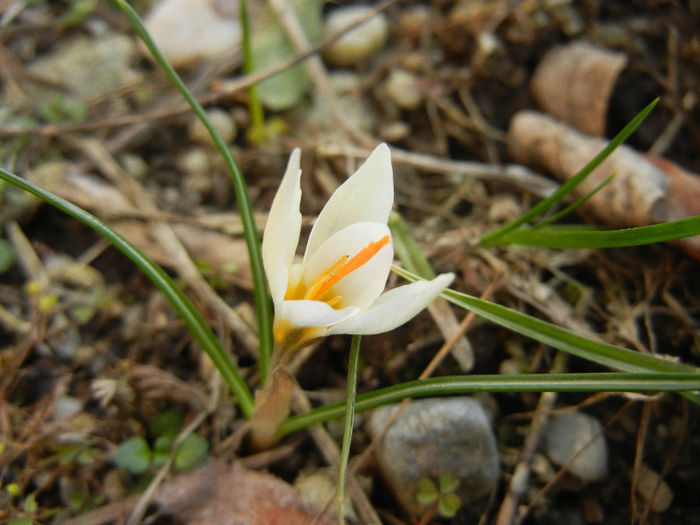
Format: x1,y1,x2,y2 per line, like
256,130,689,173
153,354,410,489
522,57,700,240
0,167,255,417
337,335,361,525
535,173,616,227
497,215,700,248
114,0,274,385
388,212,436,279
392,266,695,374
278,372,700,435
481,99,659,247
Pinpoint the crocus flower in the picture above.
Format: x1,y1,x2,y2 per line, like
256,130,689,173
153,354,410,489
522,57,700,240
262,143,454,356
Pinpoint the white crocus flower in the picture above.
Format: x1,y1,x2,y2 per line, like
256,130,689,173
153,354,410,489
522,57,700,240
262,143,454,356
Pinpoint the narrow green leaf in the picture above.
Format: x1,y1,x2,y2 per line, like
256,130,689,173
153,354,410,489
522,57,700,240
442,286,694,373
337,335,362,525
536,173,616,227
0,237,16,274
388,212,436,279
278,372,700,435
392,266,694,374
481,99,659,247
495,215,700,249
114,0,274,386
0,167,255,417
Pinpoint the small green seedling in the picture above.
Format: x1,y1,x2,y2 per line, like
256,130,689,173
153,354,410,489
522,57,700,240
113,409,209,476
416,473,462,518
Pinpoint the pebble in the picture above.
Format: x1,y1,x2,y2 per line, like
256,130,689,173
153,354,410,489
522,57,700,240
27,33,137,103
188,109,237,147
635,464,673,512
143,0,241,68
51,395,83,421
294,471,357,522
367,397,499,515
178,148,211,176
120,154,149,179
322,6,388,67
378,121,411,143
543,412,608,483
385,69,423,110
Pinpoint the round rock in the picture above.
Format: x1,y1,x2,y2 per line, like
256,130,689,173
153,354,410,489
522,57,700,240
385,69,423,110
367,397,499,515
543,412,608,483
188,108,236,146
144,0,241,68
322,6,388,67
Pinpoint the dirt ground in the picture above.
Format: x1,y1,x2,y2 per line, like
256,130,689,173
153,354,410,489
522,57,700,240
1,1,700,524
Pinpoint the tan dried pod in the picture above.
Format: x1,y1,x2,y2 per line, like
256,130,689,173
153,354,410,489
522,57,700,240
644,155,700,259
531,41,628,137
508,110,700,259
508,110,667,227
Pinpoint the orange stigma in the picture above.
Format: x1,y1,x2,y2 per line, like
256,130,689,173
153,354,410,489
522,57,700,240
308,235,390,301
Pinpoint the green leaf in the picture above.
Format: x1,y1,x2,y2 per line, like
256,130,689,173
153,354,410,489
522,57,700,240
438,492,462,518
252,0,323,110
152,436,172,467
0,238,16,274
8,518,33,525
493,216,700,249
23,493,38,513
416,477,438,505
38,94,88,124
60,0,99,27
174,434,209,472
439,472,459,494
113,437,152,475
149,409,183,440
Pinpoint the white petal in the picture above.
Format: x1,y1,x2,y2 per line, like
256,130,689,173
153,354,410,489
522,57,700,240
326,273,454,335
262,149,302,311
305,143,393,262
303,222,393,310
280,300,360,328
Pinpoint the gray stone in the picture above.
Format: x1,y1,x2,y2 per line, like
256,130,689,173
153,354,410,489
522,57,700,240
28,33,138,103
367,397,499,515
543,412,608,483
